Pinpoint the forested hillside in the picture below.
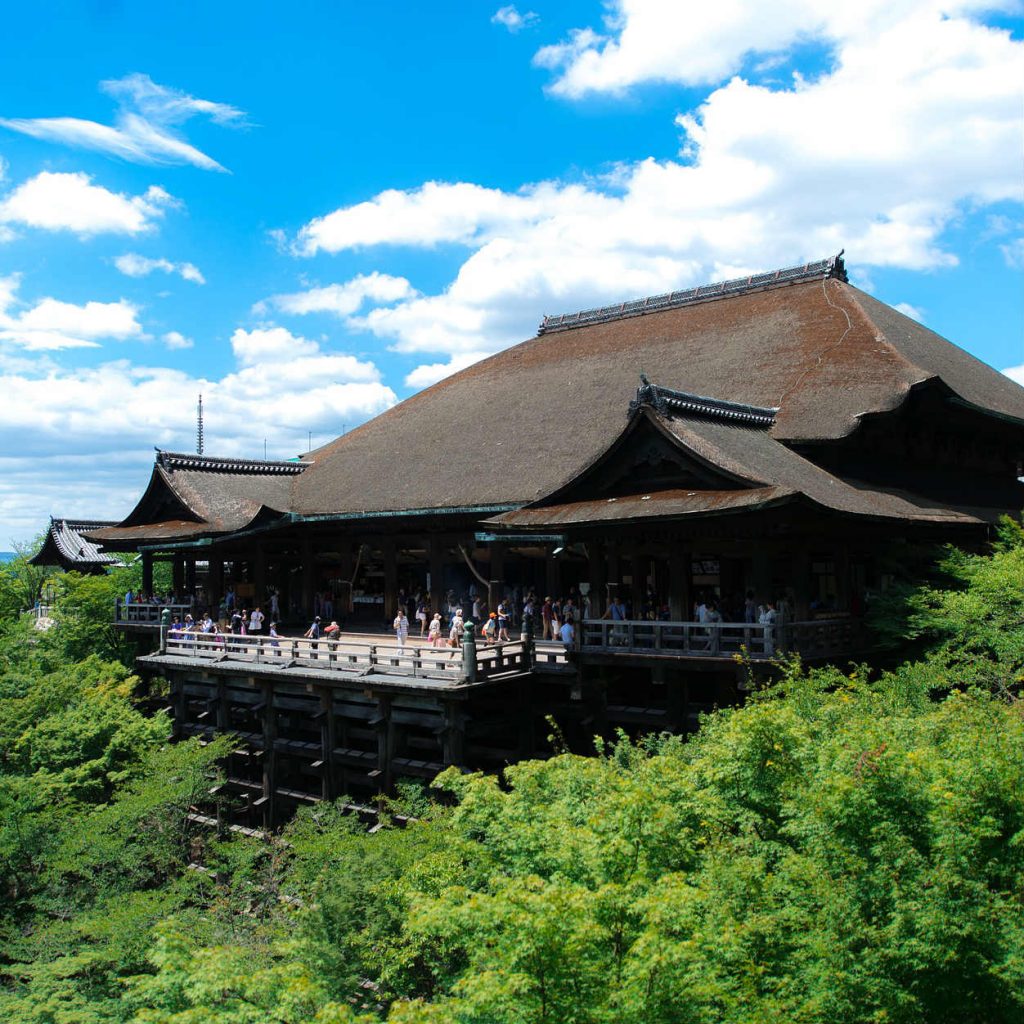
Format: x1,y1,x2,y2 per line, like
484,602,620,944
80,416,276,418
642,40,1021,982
1,529,1023,1023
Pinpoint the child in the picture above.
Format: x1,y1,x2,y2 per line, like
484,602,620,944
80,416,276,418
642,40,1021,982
482,612,497,645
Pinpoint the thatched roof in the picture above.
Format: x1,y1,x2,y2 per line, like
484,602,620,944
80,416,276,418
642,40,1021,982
294,263,1024,516
88,452,308,548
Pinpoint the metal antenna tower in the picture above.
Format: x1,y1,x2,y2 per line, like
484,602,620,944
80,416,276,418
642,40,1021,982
197,394,204,455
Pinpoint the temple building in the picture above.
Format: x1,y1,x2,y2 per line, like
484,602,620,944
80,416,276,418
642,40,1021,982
81,254,1024,825
29,517,121,574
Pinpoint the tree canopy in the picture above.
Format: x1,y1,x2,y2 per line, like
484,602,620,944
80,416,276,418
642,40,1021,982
1,530,1023,1022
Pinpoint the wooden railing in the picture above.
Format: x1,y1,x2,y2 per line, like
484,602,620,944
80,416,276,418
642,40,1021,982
580,618,864,660
159,631,549,684
116,600,193,624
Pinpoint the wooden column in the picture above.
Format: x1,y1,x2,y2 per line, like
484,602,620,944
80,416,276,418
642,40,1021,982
301,537,315,620
260,681,276,830
252,547,267,610
172,554,185,597
207,556,224,616
318,686,336,801
668,542,690,621
374,694,393,793
442,701,465,766
185,557,196,596
428,536,445,610
488,544,505,612
383,539,398,625
141,551,154,596
545,551,559,602
589,539,607,618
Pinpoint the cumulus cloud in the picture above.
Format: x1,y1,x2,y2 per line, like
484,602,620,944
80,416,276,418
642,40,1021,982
533,0,1011,97
0,172,176,236
162,330,194,349
0,73,246,171
492,5,539,32
259,272,417,317
0,323,396,540
292,1,1022,388
0,275,143,351
403,351,491,389
115,252,205,283
1004,365,1024,387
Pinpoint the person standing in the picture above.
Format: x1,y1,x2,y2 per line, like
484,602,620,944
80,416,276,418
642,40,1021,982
497,599,511,642
428,612,442,647
416,599,428,636
304,615,321,659
394,608,409,653
249,606,264,635
541,597,554,640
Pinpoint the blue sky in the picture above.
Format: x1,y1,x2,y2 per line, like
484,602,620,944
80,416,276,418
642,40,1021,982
0,1,1021,544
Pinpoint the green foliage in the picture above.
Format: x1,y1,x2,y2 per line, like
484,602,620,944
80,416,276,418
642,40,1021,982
3,530,1024,1023
0,538,57,623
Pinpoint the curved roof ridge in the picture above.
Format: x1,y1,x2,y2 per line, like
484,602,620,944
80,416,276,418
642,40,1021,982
539,253,847,334
156,450,309,475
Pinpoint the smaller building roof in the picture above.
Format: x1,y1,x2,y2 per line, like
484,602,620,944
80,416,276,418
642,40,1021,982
29,517,121,570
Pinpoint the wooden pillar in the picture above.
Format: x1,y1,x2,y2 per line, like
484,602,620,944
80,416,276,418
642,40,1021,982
835,543,850,612
628,548,645,618
141,551,154,596
383,539,398,625
428,536,445,610
172,554,185,597
589,539,607,618
339,546,354,616
443,701,465,765
668,542,689,621
252,546,266,610
301,537,315,619
488,545,505,612
207,556,223,615
545,550,559,602
185,557,196,596
318,686,336,801
374,694,393,793
260,681,276,830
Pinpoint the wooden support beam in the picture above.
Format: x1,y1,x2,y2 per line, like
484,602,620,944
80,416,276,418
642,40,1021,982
261,682,277,830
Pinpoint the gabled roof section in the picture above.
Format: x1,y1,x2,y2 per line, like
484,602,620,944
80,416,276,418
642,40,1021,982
29,517,121,570
629,376,777,427
88,450,308,549
267,255,1024,517
535,400,767,507
539,254,848,334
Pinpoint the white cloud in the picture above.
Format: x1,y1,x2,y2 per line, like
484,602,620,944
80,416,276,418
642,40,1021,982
893,302,925,322
0,324,396,541
1004,365,1024,387
492,5,539,32
0,275,143,351
1000,237,1024,269
404,351,491,389
0,73,246,172
162,330,194,349
261,272,416,317
292,3,1022,367
0,172,176,236
533,0,1010,97
116,252,205,284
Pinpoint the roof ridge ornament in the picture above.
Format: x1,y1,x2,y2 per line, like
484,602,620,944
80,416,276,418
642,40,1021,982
155,449,310,475
539,253,848,335
629,379,778,428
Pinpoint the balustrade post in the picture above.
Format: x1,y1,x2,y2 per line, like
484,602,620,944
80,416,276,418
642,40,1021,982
462,623,478,683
